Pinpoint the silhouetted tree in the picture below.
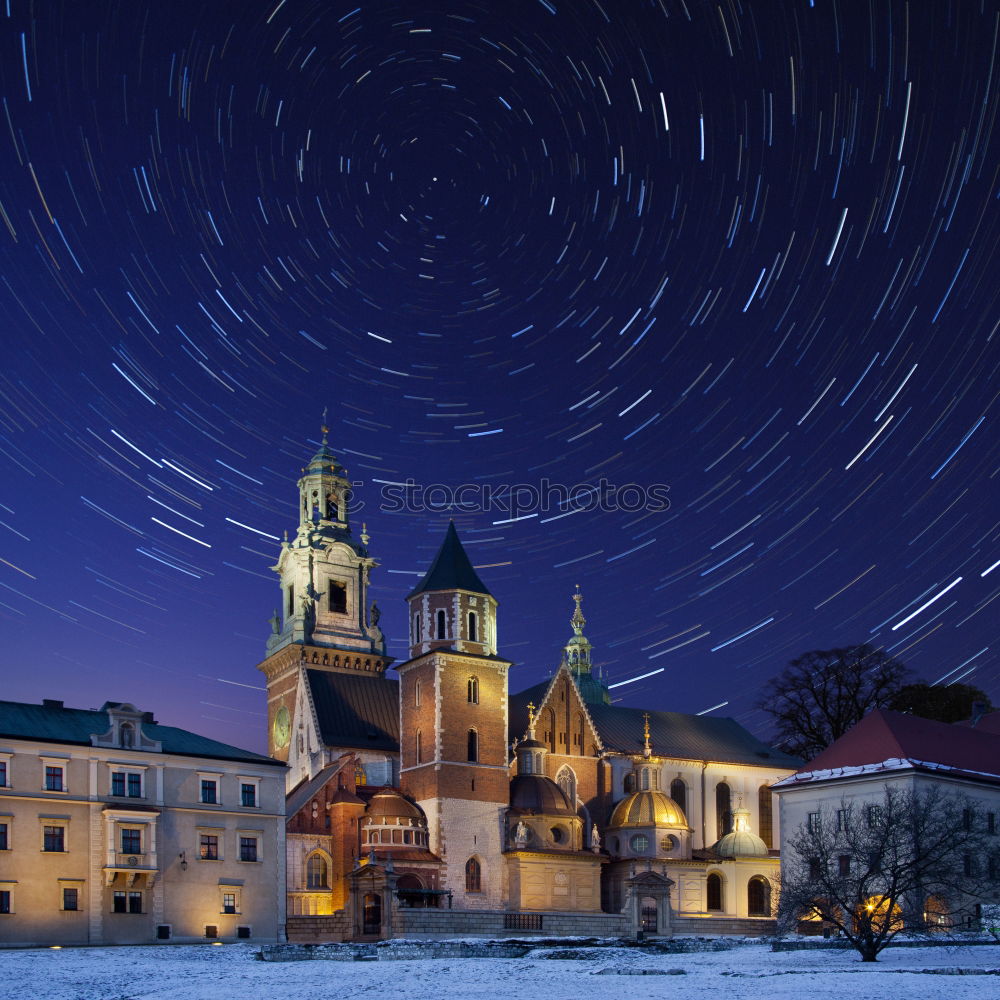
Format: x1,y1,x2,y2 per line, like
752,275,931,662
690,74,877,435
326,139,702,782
888,682,992,724
779,786,1000,961
758,645,910,759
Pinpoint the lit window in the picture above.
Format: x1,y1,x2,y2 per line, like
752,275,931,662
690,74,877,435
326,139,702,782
200,834,219,861
306,854,328,889
222,892,238,914
465,857,481,892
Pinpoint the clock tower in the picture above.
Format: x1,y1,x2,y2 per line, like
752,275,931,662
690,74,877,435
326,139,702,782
257,425,392,788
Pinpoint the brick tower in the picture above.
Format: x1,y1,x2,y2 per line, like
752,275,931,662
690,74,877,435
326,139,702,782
396,522,511,908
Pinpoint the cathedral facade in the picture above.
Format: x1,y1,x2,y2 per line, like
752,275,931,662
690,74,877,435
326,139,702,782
258,432,801,938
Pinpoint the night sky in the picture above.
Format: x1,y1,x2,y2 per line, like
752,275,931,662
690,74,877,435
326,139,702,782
1,1,997,756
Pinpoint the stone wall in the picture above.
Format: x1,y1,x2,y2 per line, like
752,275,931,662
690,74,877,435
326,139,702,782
671,916,776,937
394,908,628,939
286,912,349,942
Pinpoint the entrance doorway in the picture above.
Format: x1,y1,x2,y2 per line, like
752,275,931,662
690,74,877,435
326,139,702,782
362,893,381,935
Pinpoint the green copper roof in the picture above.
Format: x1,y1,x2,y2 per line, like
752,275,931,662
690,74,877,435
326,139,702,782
407,521,492,598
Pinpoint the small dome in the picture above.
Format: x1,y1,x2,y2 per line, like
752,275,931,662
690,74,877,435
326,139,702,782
608,790,687,829
713,830,769,858
365,788,425,824
509,774,576,816
517,738,547,751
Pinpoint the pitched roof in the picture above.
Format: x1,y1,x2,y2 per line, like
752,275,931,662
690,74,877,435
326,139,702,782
307,669,399,752
778,708,1000,786
0,699,282,767
509,681,801,769
407,521,492,598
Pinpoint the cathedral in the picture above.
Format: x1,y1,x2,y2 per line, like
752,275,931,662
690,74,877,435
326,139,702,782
257,431,801,939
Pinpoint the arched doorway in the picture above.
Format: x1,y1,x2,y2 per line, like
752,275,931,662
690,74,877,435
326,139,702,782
747,876,771,916
707,872,723,911
640,896,658,932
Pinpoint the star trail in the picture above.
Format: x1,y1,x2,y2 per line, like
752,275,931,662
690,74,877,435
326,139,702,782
0,0,997,751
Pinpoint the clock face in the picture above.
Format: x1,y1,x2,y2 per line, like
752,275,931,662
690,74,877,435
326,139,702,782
272,705,291,750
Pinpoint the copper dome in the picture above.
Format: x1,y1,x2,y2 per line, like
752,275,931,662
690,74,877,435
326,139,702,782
508,774,577,816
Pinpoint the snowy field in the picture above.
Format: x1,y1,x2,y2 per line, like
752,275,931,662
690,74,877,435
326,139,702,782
0,940,998,1000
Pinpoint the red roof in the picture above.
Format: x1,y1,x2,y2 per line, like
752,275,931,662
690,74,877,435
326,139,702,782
794,709,1000,781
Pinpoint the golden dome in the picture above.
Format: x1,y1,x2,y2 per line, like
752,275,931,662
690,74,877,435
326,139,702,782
608,790,687,829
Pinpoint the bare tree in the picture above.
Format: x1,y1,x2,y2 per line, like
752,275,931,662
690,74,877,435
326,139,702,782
779,785,1000,961
888,682,992,724
758,645,910,759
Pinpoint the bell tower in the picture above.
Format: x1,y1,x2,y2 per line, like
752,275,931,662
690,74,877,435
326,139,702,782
257,423,391,774
396,522,510,909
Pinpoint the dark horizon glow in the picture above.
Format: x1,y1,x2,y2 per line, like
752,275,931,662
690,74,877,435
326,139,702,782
0,1,997,755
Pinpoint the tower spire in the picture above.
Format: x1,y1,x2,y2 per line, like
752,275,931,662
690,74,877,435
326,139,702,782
642,712,652,758
562,585,592,675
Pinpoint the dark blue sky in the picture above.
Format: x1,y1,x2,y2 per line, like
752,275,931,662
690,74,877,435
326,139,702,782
1,0,997,754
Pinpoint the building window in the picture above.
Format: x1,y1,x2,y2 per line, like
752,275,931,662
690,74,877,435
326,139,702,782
111,771,143,797
436,609,446,640
468,611,477,642
113,891,142,913
306,854,328,889
415,730,423,764
716,782,732,838
866,805,882,828
467,729,478,763
200,834,219,861
0,891,10,914
807,812,821,833
641,768,650,791
868,851,882,874
963,808,973,831
809,857,822,880
465,857,481,893
835,808,847,832
556,766,576,807
758,784,773,847
62,888,79,911
838,854,851,876
222,892,238,914
43,825,65,852
414,680,421,707
121,829,142,854
630,833,649,854
707,873,723,911
200,779,218,804
624,773,636,794
287,584,295,618
328,581,347,614
239,837,258,862
240,782,257,808
989,813,996,835
414,614,422,643
0,823,8,851
468,676,479,704
0,761,7,787
964,853,975,877
44,765,64,792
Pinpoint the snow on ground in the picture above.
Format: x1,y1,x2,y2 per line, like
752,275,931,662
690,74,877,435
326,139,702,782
0,940,997,1000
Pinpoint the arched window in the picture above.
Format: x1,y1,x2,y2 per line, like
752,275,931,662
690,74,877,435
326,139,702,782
521,752,533,775
707,872,723,911
556,765,576,807
545,708,556,752
748,876,771,916
468,611,477,642
716,782,732,838
758,784,773,848
413,614,422,643
414,680,421,707
467,729,478,763
465,856,481,892
287,584,295,618
641,768,650,790
328,581,347,614
670,778,686,813
436,609,446,640
467,676,479,704
415,730,423,764
306,854,328,889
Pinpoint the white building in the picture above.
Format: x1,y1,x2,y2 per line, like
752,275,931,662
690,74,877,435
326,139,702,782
0,698,286,946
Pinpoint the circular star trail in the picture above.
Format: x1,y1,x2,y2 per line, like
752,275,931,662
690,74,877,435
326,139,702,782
0,0,997,750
